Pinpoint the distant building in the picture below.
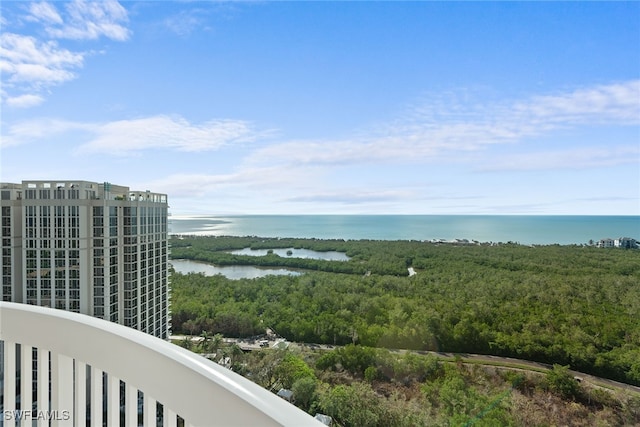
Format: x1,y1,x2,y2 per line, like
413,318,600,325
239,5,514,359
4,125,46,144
0,180,170,339
596,237,638,249
614,237,637,249
596,238,615,248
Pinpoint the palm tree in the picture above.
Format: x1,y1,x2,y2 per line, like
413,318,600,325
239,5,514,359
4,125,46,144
199,330,211,353
211,333,224,355
225,344,244,368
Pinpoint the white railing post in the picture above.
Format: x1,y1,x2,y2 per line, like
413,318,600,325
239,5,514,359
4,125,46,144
3,341,16,427
51,353,74,427
21,344,33,422
91,366,103,427
107,374,120,426
75,360,87,425
125,383,138,426
144,393,157,427
37,348,50,427
165,407,177,427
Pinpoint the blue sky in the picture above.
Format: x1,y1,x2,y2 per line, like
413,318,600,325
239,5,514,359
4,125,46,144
1,1,639,215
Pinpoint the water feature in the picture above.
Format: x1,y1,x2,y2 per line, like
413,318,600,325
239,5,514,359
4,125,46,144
229,247,349,261
170,259,301,280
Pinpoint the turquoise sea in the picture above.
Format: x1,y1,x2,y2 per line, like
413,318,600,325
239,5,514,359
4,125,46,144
169,215,639,246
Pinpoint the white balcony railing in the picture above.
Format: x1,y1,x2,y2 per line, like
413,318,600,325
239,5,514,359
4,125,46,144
0,302,322,426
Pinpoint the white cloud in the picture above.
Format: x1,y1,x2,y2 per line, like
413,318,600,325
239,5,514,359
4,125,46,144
28,2,63,25
0,118,91,148
5,93,45,108
1,1,130,107
163,10,208,37
1,114,271,153
284,189,414,205
139,173,238,198
139,164,310,200
160,1,243,36
475,145,640,172
76,116,270,155
246,80,640,168
0,33,84,86
514,80,640,126
43,0,130,41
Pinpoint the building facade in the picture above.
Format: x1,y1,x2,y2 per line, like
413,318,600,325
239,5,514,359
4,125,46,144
614,237,638,249
597,237,638,249
0,180,170,339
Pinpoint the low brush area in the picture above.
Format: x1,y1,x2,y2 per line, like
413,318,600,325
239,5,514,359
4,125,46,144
175,340,640,426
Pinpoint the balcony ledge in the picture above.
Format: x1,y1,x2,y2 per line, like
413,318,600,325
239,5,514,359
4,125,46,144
0,302,321,426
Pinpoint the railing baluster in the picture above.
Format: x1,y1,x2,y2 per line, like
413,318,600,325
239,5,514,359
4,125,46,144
75,360,87,426
21,345,33,424
165,407,177,427
3,341,17,427
37,348,49,427
107,374,120,427
90,366,103,427
143,394,156,427
125,383,138,427
51,352,74,427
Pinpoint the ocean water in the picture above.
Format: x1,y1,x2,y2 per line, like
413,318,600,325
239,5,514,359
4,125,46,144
169,215,639,245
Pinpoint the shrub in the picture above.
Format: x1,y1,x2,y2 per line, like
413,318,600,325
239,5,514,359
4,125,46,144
545,364,580,399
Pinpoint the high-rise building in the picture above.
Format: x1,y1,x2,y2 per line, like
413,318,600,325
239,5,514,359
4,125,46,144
1,180,170,339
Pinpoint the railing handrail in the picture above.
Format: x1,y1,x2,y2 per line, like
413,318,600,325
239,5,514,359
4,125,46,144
0,302,322,426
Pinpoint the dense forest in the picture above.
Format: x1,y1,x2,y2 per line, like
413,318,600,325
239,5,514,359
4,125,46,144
169,236,640,386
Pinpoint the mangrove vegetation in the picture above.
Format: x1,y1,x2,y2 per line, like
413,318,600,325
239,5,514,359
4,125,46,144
170,236,640,387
